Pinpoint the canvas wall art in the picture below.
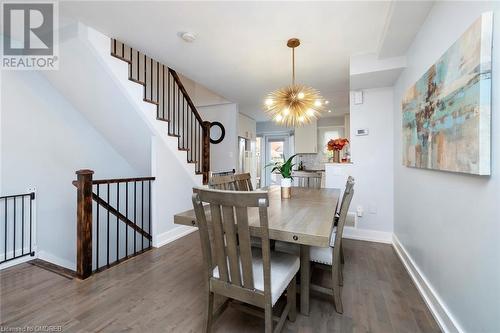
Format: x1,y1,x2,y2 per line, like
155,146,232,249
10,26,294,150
402,12,492,175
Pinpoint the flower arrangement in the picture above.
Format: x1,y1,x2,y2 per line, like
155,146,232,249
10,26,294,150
327,138,349,151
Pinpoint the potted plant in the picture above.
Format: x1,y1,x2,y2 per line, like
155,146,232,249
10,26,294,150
327,138,349,163
266,154,297,199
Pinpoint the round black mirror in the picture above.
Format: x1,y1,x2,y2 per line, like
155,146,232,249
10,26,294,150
209,121,225,144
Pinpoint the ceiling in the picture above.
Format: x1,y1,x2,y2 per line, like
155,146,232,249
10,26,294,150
60,1,432,121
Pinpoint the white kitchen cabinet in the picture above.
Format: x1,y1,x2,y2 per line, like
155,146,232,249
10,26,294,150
294,120,317,153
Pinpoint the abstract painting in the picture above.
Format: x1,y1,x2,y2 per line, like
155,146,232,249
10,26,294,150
402,13,492,175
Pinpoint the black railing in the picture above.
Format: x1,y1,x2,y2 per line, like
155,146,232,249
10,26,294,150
110,39,211,184
74,170,154,279
1,192,35,264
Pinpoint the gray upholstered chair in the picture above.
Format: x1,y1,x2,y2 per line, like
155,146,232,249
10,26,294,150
192,188,299,333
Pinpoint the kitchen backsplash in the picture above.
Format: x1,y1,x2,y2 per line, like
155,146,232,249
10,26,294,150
297,153,329,171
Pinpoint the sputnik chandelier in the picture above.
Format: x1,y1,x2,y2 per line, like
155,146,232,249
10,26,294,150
264,38,328,127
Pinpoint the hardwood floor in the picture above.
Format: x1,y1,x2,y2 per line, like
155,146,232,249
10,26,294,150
0,232,440,332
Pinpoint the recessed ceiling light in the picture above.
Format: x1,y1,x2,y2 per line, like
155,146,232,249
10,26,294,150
180,32,196,43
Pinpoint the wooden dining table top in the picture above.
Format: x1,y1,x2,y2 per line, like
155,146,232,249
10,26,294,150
174,186,340,248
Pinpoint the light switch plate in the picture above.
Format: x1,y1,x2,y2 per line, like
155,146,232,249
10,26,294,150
356,128,369,136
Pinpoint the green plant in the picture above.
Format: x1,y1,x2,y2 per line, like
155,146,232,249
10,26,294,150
265,154,297,179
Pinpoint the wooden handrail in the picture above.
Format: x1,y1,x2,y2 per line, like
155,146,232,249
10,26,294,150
168,68,204,124
92,176,155,185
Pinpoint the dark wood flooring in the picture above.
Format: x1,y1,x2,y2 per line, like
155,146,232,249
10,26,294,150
0,232,440,332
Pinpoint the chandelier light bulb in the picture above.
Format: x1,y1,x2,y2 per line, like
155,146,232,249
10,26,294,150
328,109,332,113
283,108,290,116
275,114,283,121
314,100,322,107
265,98,274,106
298,92,305,99
325,100,330,105
298,116,305,122
306,109,314,116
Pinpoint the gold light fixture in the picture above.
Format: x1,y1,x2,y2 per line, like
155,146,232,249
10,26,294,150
264,38,326,127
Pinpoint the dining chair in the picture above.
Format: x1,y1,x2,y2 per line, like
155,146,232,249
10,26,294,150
233,172,254,191
309,178,354,314
292,171,322,188
208,174,237,190
336,176,355,266
192,188,299,333
274,178,354,314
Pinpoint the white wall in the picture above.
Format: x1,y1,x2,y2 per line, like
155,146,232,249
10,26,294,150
151,137,196,247
393,2,500,332
349,87,394,235
198,103,238,173
0,71,140,269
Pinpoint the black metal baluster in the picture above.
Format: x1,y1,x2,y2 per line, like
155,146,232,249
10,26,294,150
134,181,137,254
107,182,110,267
125,182,129,258
96,184,100,269
29,194,33,255
167,70,171,123
162,66,165,120
4,199,7,261
136,50,139,80
148,180,152,248
150,58,153,101
13,197,16,258
21,196,24,256
173,82,176,135
182,97,185,149
141,181,144,250
116,183,120,262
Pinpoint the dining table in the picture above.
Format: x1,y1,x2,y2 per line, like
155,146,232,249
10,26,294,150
173,185,340,316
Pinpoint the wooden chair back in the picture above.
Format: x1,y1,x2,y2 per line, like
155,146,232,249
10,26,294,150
234,173,254,191
208,174,236,190
331,178,354,257
292,171,322,189
211,169,235,177
192,188,272,307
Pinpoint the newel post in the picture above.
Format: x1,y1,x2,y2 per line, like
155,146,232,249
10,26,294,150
202,121,211,185
76,169,94,279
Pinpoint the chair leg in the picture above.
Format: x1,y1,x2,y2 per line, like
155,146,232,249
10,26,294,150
340,241,345,265
287,276,297,322
339,262,344,286
332,265,343,314
204,291,214,333
264,302,273,333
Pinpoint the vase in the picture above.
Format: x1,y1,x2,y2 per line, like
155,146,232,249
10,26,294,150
333,150,341,163
281,178,292,199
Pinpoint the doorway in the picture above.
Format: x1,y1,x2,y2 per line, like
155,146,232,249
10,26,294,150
263,135,291,187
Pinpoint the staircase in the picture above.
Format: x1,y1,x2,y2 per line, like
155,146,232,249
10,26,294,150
110,39,210,184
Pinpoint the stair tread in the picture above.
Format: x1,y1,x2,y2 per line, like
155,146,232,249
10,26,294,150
143,98,159,105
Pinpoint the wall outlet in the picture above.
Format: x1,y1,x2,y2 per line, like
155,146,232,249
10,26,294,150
356,206,364,217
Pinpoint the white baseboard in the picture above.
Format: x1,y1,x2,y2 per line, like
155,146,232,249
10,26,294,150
37,250,76,271
342,226,392,244
154,225,197,248
392,235,462,333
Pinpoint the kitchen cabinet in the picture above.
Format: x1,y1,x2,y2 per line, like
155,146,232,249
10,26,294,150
294,119,317,153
